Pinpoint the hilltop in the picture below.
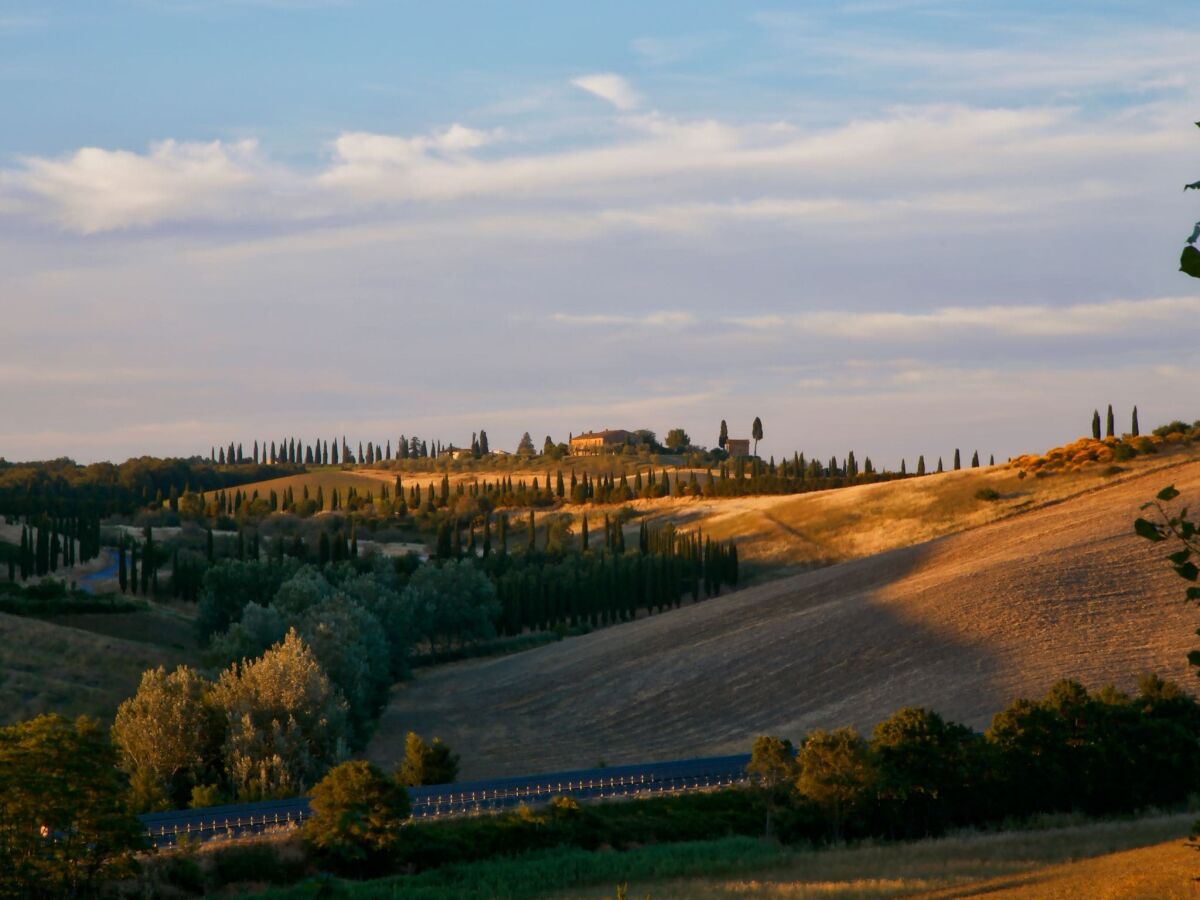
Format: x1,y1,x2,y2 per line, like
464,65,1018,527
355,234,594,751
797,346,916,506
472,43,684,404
368,455,1200,778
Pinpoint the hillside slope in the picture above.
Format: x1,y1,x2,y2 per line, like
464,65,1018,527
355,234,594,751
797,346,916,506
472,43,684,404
0,608,196,724
369,459,1200,778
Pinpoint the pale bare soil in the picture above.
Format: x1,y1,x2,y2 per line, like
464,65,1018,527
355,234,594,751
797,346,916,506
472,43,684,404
567,813,1197,899
369,458,1200,778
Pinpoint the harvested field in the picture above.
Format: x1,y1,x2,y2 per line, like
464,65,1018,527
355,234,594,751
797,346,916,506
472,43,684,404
566,813,1196,899
0,609,198,725
369,458,1200,778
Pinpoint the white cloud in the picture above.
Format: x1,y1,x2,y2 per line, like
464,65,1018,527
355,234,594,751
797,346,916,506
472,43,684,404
2,101,1179,235
721,297,1200,339
571,73,642,110
552,311,696,327
16,138,265,232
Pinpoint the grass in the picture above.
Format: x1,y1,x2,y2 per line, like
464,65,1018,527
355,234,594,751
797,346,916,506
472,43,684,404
257,811,1195,899
369,454,1200,778
0,608,198,725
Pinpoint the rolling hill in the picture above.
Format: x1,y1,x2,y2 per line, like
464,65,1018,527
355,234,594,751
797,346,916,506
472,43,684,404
368,456,1200,779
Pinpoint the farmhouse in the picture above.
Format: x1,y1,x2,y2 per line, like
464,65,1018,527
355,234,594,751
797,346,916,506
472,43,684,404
725,438,751,458
569,429,640,455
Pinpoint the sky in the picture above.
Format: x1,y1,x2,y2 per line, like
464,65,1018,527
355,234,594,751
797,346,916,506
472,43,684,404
2,1,1198,466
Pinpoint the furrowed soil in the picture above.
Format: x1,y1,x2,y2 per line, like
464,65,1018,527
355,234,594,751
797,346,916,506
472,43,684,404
369,456,1200,778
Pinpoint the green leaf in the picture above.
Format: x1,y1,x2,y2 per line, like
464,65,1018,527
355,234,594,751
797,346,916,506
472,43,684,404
1186,649,1200,668
1135,518,1166,542
1186,587,1200,602
1158,485,1180,502
1168,549,1192,565
1174,562,1200,582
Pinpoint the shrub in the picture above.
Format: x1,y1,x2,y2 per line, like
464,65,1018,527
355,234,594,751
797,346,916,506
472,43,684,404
396,732,461,786
974,488,1001,501
304,760,411,875
207,839,309,885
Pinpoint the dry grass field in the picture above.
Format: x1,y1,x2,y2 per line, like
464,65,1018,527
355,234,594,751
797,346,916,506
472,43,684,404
565,813,1199,899
0,606,199,725
368,455,1200,778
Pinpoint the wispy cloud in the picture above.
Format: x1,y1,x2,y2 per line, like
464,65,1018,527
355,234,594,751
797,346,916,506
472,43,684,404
552,311,696,327
571,73,642,110
3,101,1173,235
721,297,1200,339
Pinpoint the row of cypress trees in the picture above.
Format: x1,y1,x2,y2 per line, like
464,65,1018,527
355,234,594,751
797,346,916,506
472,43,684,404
209,431,488,466
11,516,102,581
1091,405,1139,440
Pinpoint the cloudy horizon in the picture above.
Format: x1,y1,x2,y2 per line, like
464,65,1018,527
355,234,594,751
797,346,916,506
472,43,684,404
2,2,1198,466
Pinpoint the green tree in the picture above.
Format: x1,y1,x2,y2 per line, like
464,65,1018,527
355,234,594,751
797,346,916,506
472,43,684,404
797,727,874,841
209,630,350,800
1092,409,1102,440
396,731,460,787
400,559,499,658
746,735,797,837
872,707,982,838
718,419,729,449
664,428,691,453
111,666,222,811
517,432,536,455
752,417,764,456
303,760,410,875
0,715,145,897
1132,406,1140,436
295,596,392,742
1106,404,1115,438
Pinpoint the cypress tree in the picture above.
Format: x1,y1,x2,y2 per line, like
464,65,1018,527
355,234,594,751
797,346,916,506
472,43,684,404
1106,405,1115,438
1092,409,1102,440
18,527,28,581
498,513,508,556
900,459,907,476
527,511,536,554
436,521,452,559
953,449,961,470
318,531,331,565
937,457,944,473
350,524,358,559
581,515,589,552
118,537,127,592
971,450,980,468
1132,406,1140,436
718,419,728,449
917,455,926,475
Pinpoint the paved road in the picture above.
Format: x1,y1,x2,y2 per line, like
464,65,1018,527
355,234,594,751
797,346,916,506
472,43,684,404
139,753,753,846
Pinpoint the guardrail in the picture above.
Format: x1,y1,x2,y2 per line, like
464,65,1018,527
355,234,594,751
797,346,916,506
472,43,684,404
142,756,751,847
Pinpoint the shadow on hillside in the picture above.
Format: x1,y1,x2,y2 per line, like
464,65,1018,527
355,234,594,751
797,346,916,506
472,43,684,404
370,539,1019,779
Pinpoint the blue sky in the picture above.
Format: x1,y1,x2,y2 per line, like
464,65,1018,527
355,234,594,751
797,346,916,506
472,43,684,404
2,1,1198,463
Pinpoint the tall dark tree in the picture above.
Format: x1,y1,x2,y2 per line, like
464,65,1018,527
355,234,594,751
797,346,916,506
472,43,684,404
719,419,729,449
1132,406,1140,436
953,449,961,470
1106,404,1115,439
971,451,980,468
479,430,489,454
117,537,127,593
1092,409,1102,440
751,417,764,456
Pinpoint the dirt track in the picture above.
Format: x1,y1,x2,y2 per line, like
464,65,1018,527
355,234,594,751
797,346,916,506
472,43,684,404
369,459,1200,778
